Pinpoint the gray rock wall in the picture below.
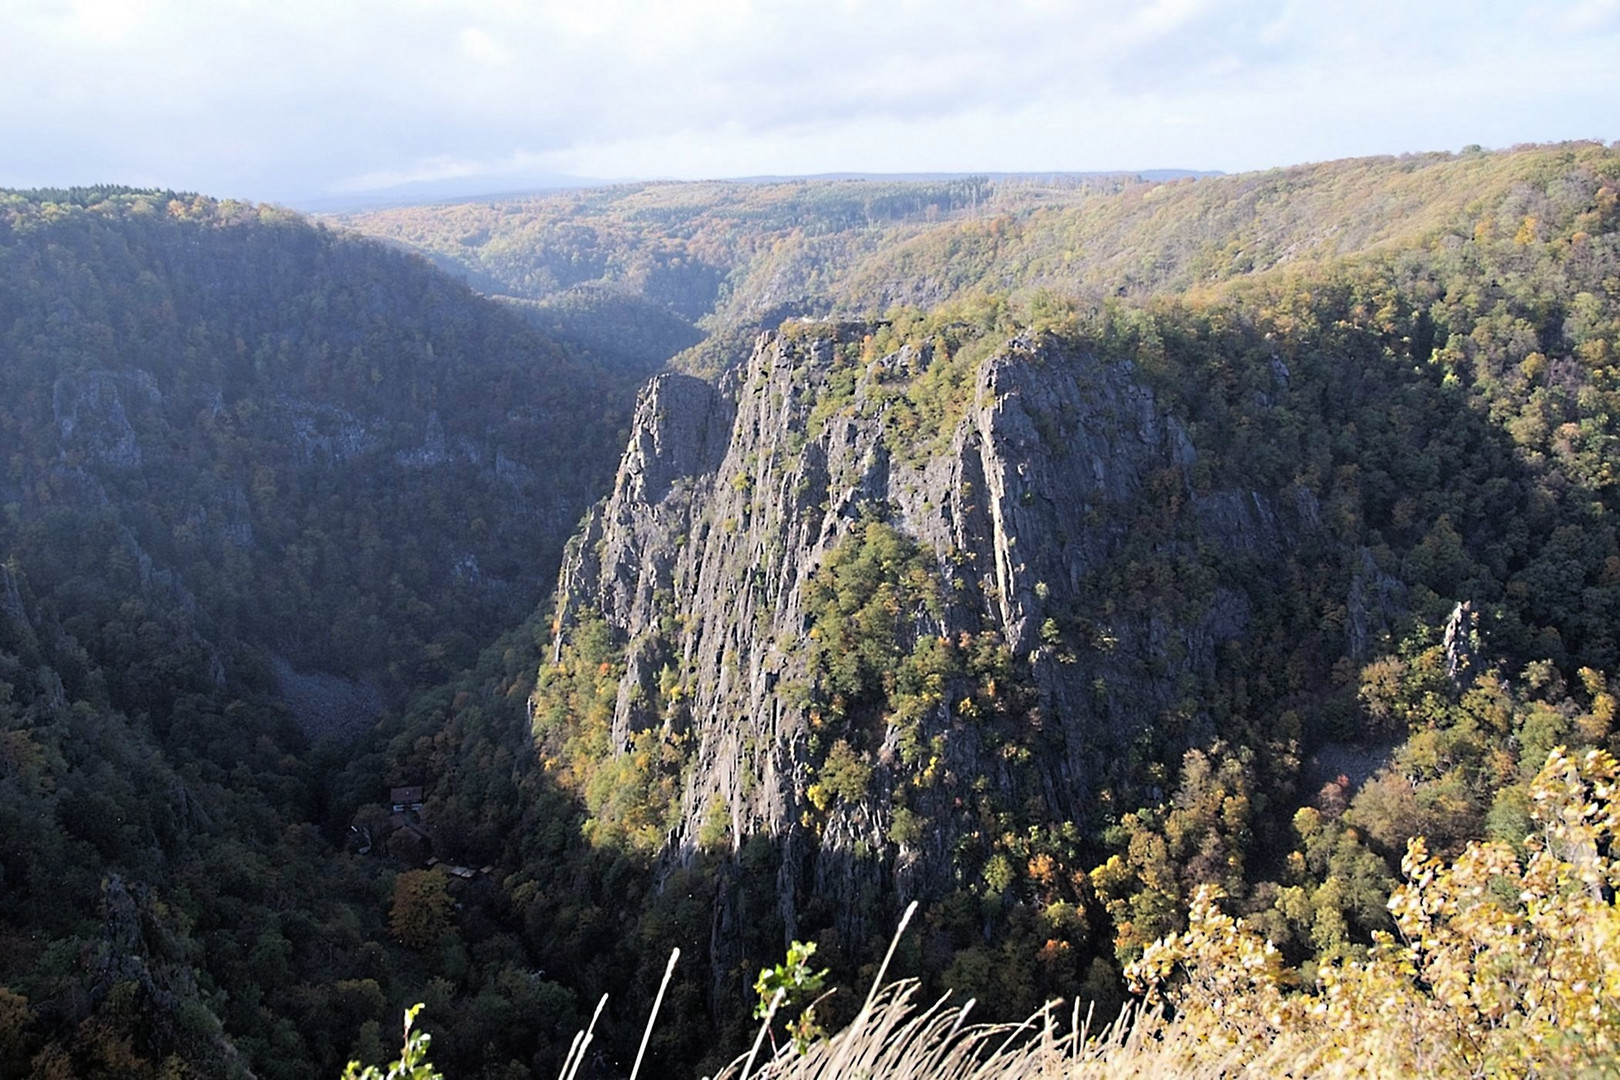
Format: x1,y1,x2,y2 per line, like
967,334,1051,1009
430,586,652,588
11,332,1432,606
543,325,1338,961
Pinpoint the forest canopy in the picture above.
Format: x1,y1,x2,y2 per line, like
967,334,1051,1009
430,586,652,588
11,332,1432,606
1,141,1618,1077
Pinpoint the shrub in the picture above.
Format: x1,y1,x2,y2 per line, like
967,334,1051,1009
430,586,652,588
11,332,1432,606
1127,745,1620,1077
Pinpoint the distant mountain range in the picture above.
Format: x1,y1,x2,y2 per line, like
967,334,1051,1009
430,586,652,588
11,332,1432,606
287,171,610,213
289,168,1221,214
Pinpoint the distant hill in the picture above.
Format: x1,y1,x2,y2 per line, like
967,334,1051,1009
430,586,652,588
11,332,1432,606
288,171,611,215
336,145,1610,374
724,168,1220,183
296,169,1218,216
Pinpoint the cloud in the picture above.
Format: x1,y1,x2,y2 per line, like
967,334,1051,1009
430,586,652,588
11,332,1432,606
0,0,1615,200
67,0,155,43
1555,0,1620,31
457,26,514,69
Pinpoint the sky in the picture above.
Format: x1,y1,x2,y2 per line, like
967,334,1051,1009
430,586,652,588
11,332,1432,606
4,0,1618,205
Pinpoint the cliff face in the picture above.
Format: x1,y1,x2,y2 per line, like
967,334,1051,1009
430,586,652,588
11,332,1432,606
547,325,1325,947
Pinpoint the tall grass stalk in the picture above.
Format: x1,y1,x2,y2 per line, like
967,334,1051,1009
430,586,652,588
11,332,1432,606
558,992,608,1080
701,900,1290,1080
630,948,680,1080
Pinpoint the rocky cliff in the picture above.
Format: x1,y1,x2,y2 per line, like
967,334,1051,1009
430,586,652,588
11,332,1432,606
543,323,1342,965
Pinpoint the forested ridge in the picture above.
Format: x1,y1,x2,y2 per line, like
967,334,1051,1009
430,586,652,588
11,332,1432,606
3,142,1620,1078
340,145,1614,368
0,187,638,1077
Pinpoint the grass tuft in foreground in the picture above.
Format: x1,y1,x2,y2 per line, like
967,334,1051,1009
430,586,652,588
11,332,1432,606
355,743,1620,1078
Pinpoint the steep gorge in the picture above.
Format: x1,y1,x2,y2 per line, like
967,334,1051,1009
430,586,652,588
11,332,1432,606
6,146,1617,1078
345,144,1620,1076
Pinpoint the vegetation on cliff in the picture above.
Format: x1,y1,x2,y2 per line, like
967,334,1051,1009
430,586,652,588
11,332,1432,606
3,142,1620,1077
349,743,1620,1078
516,140,1620,1075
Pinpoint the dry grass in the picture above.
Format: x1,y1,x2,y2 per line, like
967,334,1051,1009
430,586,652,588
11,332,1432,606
698,980,1343,1080
550,908,1401,1080
674,902,1306,1080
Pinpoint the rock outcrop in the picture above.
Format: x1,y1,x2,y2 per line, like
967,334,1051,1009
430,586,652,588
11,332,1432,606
546,325,1339,962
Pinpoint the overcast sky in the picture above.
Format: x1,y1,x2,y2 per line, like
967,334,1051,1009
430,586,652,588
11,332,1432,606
4,0,1617,203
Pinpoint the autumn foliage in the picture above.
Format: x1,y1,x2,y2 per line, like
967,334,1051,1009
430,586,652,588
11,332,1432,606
1126,745,1620,1077
388,869,454,950
435,744,1620,1080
